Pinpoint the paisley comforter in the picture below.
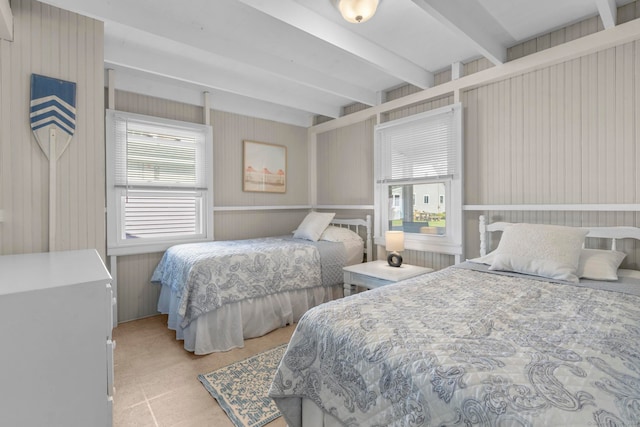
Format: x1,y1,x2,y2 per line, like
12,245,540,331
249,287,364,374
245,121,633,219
269,265,640,427
151,236,345,328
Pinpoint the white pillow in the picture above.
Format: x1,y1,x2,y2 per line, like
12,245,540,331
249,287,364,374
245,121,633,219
617,269,640,280
577,249,626,281
293,212,335,242
319,226,363,243
488,223,588,283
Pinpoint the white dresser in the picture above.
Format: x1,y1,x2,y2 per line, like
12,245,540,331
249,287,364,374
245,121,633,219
0,249,115,427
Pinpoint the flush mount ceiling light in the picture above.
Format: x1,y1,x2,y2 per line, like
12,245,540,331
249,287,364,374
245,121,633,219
337,0,379,24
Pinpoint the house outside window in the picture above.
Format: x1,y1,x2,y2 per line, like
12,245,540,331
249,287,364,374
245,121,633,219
106,110,213,256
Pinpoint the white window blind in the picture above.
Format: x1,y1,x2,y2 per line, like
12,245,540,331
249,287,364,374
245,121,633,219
122,192,202,239
113,118,206,189
106,110,213,256
378,107,457,183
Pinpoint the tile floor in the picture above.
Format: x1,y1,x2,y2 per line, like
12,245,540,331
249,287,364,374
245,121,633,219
112,315,293,427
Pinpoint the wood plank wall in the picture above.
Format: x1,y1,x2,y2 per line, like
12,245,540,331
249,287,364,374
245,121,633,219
316,118,375,206
463,41,640,266
212,110,308,207
0,0,105,258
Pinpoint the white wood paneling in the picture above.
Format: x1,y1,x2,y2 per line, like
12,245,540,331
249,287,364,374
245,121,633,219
316,118,374,206
214,210,308,241
0,0,104,258
463,42,638,209
462,39,640,264
116,252,164,323
508,16,604,61
114,90,203,123
213,110,308,207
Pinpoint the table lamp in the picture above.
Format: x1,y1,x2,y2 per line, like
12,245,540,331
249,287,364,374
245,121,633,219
385,230,404,267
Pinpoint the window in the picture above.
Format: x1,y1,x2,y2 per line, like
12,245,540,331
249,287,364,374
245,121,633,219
106,110,213,256
374,104,462,256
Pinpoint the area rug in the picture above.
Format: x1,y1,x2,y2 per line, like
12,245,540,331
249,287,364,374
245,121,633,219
198,344,287,427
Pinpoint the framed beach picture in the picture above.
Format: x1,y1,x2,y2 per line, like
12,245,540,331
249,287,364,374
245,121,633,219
243,140,287,193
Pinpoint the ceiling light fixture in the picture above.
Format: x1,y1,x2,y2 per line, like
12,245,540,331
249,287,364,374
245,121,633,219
338,0,379,24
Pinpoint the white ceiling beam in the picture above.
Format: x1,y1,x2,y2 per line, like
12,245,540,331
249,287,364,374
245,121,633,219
235,0,434,89
451,62,463,80
106,67,314,127
104,36,342,118
41,0,379,106
596,0,617,29
120,33,377,107
223,48,379,107
310,16,640,134
410,0,507,65
0,0,13,41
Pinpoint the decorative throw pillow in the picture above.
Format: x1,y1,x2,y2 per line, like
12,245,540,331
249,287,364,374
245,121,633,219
320,226,363,243
488,223,588,283
293,212,335,242
577,249,626,281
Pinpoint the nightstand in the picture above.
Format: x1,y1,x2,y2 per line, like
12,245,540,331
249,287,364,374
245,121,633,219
343,260,433,296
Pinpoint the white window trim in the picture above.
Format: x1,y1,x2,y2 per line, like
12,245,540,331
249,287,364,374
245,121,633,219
106,110,214,256
374,104,463,257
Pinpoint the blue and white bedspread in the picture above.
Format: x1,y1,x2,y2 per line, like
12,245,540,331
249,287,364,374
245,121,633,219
269,265,640,427
151,236,345,328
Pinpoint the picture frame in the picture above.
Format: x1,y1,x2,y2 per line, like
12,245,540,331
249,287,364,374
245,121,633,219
243,140,287,193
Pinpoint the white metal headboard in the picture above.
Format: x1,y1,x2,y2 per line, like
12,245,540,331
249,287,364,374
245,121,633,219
479,214,640,256
331,214,372,262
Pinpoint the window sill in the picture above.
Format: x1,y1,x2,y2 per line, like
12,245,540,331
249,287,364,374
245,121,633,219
107,238,213,256
375,235,462,256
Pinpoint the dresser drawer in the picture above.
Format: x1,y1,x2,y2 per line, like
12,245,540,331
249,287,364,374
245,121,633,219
349,272,394,289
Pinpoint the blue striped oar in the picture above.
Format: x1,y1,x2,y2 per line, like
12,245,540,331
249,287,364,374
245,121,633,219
30,74,76,251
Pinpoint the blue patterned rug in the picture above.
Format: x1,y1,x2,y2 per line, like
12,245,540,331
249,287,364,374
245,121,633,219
198,344,287,427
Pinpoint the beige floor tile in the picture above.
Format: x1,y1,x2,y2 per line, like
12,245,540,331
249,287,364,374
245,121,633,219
149,381,222,426
113,381,147,412
114,401,158,427
114,315,296,426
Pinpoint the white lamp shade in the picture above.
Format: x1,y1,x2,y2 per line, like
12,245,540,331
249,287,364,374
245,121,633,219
385,230,404,252
338,0,379,23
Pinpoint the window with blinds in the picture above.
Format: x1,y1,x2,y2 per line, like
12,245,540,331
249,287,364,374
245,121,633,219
374,104,463,256
106,110,213,256
378,109,458,184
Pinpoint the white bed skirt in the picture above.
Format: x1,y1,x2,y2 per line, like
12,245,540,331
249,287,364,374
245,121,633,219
157,284,343,354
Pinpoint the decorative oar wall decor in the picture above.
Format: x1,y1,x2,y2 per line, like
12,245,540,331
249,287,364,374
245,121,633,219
30,74,77,251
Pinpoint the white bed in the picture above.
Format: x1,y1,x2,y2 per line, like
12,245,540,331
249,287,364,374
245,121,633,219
152,212,371,354
270,215,640,427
